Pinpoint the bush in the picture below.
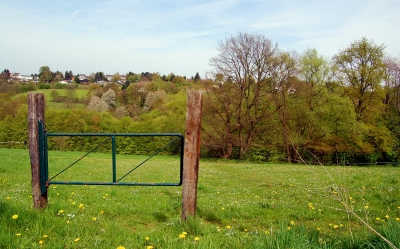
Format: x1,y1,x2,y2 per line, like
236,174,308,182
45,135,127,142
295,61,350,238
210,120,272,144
20,82,37,92
38,83,50,89
54,83,66,89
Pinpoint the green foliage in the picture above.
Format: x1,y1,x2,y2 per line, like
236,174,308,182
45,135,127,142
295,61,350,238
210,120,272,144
39,66,53,83
38,83,50,89
333,37,386,120
55,82,66,89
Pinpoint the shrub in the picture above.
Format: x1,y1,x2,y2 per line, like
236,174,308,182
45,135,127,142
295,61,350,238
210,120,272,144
38,83,50,89
54,83,66,89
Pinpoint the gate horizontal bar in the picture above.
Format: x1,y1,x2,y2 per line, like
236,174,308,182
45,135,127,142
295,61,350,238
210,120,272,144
49,181,181,186
46,133,183,137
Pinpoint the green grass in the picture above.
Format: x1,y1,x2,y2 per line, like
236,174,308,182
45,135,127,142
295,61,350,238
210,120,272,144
1,148,399,248
15,88,89,100
14,88,89,109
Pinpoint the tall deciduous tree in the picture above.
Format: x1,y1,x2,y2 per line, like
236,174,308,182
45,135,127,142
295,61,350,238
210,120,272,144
206,32,283,159
333,37,386,120
39,66,52,83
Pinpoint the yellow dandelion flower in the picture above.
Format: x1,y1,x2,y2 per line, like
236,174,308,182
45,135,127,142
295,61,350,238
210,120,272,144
12,214,18,219
100,211,104,215
385,215,389,219
182,232,187,235
265,230,270,235
340,224,343,227
43,235,48,238
147,246,154,249
365,205,369,209
221,207,225,210
116,246,126,249
226,226,231,229
16,233,21,236
78,204,84,209
39,240,44,244
6,196,10,200
244,229,248,232
333,225,339,229
74,238,80,242
179,234,186,239
58,210,64,214
317,228,321,231
376,218,381,221
290,221,295,225
92,217,97,221
194,237,200,241
145,236,150,241
287,226,291,231
396,217,399,221
67,220,70,224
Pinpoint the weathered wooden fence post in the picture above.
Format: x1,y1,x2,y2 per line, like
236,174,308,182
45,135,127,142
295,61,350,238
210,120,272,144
28,93,48,208
181,90,203,220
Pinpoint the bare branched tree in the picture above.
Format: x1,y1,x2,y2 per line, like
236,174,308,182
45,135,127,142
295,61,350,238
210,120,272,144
205,32,294,159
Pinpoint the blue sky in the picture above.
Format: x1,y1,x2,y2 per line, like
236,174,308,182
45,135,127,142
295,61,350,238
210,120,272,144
1,0,399,78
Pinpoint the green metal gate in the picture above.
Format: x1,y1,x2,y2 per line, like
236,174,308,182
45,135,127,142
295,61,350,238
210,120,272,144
38,121,184,195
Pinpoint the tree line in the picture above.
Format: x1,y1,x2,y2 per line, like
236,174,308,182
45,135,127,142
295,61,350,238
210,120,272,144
1,33,400,165
203,33,400,164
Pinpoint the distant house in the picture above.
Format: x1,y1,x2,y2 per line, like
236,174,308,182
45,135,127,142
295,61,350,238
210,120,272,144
11,73,20,80
10,72,33,82
78,74,87,81
106,74,126,84
106,75,113,82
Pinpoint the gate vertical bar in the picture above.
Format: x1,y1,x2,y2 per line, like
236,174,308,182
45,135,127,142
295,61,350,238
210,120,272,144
181,90,202,220
38,121,47,195
28,93,48,209
112,136,117,182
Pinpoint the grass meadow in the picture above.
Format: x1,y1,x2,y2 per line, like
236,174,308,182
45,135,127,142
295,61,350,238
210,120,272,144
1,148,399,248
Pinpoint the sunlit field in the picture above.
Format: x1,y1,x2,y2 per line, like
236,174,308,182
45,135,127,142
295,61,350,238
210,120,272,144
1,148,399,248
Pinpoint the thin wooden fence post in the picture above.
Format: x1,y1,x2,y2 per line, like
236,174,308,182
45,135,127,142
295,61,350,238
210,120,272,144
28,93,48,208
181,90,202,220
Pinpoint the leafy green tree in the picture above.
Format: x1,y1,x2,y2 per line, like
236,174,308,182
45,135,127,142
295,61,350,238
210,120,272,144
74,74,80,83
300,48,330,87
128,74,140,83
39,66,52,83
333,37,387,120
112,73,121,83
